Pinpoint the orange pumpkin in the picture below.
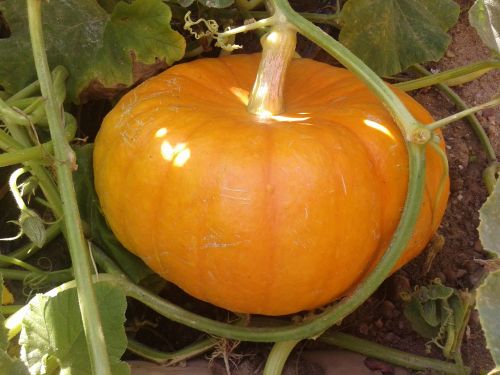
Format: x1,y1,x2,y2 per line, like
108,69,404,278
93,54,449,315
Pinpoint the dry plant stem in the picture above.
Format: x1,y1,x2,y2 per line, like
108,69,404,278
247,14,297,116
320,332,469,375
27,1,112,374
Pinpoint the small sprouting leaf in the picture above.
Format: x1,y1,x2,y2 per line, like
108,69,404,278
339,0,460,76
477,270,500,374
479,176,500,256
403,298,439,339
198,0,235,8
421,300,440,327
423,282,455,301
19,283,129,375
0,0,185,103
469,0,500,55
18,210,46,249
74,145,154,284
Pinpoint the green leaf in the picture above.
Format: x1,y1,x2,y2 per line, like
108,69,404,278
423,282,455,301
198,0,235,8
421,300,440,327
469,0,500,55
479,176,500,256
74,144,153,284
19,283,129,375
19,210,46,249
403,298,439,339
477,270,500,375
0,0,185,103
339,0,460,76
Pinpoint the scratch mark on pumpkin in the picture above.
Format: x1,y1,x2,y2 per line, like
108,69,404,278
201,240,249,249
340,174,347,195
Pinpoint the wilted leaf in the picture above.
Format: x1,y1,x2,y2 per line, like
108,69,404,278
469,0,500,54
339,0,460,76
477,270,500,375
19,283,129,375
479,176,500,256
74,144,153,284
0,0,185,103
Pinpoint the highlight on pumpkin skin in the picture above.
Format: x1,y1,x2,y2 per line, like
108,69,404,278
363,119,395,141
155,127,168,138
160,140,191,167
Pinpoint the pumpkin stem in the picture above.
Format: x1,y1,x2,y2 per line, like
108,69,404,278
247,10,297,117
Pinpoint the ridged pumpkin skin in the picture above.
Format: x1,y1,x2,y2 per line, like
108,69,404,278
94,54,449,315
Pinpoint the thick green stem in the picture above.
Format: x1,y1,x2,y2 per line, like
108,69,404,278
0,115,76,167
127,338,217,365
263,340,300,375
6,80,41,103
320,332,469,375
0,255,42,274
396,60,500,92
247,13,297,116
411,64,497,162
428,96,500,131
0,123,64,218
27,1,112,374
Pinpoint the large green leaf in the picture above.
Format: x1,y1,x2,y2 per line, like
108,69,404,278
19,283,129,375
339,0,460,76
477,270,500,375
469,0,500,55
74,144,153,284
478,176,500,256
0,0,185,103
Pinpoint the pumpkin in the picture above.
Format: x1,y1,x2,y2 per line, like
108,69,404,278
93,54,449,316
